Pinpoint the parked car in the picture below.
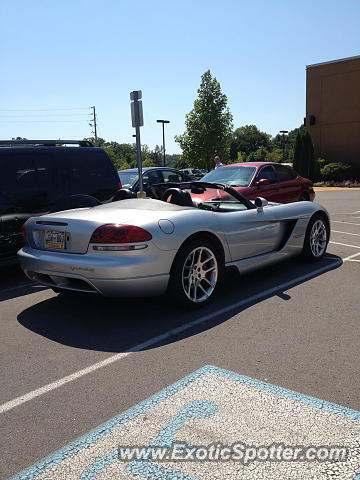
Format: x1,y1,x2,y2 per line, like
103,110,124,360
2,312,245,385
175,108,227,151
180,168,203,179
19,180,329,308
0,140,120,263
118,167,193,196
200,162,315,203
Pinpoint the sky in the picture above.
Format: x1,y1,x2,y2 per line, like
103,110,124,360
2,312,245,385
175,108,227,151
1,0,359,154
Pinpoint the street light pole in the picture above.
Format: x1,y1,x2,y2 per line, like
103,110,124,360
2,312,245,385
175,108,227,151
157,120,170,167
279,130,288,163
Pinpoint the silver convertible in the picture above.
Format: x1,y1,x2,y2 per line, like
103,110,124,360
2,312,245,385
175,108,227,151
18,182,330,307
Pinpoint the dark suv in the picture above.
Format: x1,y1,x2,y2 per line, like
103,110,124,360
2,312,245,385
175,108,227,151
0,140,120,263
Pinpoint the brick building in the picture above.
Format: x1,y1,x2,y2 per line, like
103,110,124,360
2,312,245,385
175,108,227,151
306,55,360,166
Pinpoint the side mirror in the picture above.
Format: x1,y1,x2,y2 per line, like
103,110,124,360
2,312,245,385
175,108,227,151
255,178,270,186
254,197,268,212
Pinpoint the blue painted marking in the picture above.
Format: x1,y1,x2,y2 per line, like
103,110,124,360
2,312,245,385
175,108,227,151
77,451,117,480
126,461,197,479
126,400,217,479
8,365,360,480
148,400,218,447
78,400,217,480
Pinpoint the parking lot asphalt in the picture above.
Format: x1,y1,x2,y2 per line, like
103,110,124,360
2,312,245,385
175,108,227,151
0,190,359,479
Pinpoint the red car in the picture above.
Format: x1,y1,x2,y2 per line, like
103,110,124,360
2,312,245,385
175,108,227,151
199,162,315,203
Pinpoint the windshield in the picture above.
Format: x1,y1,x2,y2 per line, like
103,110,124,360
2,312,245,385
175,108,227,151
190,187,248,212
118,171,138,188
201,166,256,186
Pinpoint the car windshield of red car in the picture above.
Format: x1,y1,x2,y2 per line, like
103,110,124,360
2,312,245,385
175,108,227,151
201,166,256,186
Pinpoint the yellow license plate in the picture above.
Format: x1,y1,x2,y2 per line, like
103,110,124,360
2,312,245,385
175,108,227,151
44,230,66,249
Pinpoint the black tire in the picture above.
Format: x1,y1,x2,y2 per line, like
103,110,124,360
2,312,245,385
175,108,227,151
167,237,224,308
298,192,310,202
301,214,329,262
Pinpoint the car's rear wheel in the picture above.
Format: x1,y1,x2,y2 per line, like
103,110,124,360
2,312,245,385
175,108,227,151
301,214,329,262
168,238,223,308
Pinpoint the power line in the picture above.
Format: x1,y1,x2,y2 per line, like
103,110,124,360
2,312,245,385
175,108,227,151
0,106,97,137
0,120,89,123
0,114,91,118
0,107,90,112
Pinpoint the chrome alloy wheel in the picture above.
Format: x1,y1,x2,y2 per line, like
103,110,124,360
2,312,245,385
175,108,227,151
182,247,218,303
310,219,327,257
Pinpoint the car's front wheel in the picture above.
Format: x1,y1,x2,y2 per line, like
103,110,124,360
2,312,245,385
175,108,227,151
168,238,223,308
301,214,329,261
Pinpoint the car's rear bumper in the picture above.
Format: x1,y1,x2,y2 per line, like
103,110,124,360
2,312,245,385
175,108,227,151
18,246,170,297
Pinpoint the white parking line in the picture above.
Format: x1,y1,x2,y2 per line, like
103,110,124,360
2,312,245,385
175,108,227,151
343,251,360,262
0,259,342,415
329,241,360,249
333,211,360,215
332,230,360,237
333,221,360,226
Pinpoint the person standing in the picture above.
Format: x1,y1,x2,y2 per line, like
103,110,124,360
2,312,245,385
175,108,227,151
214,156,223,169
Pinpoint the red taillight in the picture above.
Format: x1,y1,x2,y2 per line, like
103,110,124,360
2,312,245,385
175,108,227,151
118,180,122,189
90,224,152,244
21,225,26,239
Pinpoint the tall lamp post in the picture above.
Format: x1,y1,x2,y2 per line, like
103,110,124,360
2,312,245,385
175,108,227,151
156,120,170,166
279,130,288,163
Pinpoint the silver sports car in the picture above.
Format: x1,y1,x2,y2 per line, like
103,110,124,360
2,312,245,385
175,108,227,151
18,182,330,307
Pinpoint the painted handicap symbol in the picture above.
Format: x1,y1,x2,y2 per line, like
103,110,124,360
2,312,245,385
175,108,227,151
77,400,218,480
126,400,218,479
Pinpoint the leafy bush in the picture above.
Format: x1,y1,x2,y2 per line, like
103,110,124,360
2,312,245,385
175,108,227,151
320,162,353,180
314,179,360,187
313,157,330,181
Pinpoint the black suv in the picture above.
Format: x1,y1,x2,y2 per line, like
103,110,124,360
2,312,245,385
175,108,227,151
0,140,120,263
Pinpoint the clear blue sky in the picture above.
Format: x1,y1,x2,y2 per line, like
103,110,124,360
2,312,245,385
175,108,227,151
1,0,359,154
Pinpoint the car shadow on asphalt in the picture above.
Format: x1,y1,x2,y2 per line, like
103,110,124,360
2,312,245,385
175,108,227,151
0,263,48,302
17,254,342,353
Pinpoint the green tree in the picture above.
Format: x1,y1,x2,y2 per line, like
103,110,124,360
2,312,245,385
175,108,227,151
236,151,247,162
265,148,283,163
252,146,269,162
149,145,163,167
175,70,233,170
230,125,271,160
293,128,315,179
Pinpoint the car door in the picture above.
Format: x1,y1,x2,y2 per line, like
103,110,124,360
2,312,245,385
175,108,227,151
218,206,283,261
252,165,280,202
273,164,300,203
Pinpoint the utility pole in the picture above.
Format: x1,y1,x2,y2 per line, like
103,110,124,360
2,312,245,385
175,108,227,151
91,106,98,142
